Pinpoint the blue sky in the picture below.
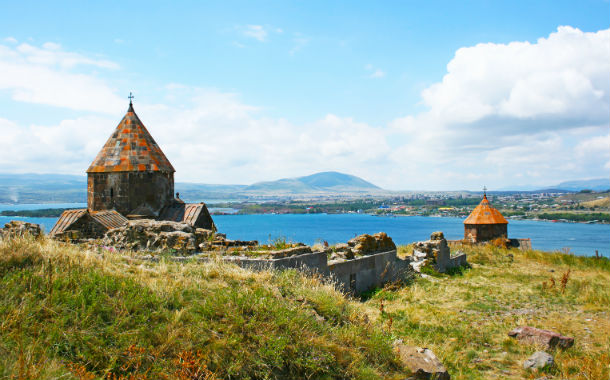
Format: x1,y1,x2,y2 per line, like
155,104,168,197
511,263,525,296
0,1,609,190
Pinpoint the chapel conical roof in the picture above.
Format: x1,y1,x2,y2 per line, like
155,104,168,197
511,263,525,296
87,102,175,173
463,194,508,225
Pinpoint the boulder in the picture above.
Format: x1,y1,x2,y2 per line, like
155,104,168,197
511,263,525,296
1,221,42,239
394,341,450,380
508,326,574,349
523,351,554,370
348,232,396,256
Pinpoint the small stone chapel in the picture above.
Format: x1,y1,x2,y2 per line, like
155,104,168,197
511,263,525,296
50,97,215,238
463,190,508,243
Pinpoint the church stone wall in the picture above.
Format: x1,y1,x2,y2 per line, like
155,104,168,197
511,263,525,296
464,223,507,242
88,171,174,216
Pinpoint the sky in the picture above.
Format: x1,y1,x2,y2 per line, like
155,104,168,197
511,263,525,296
0,0,608,190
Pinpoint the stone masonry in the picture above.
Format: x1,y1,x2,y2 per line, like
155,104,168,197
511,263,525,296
411,231,468,273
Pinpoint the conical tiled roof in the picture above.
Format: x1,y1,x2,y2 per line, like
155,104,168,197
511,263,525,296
87,103,175,173
463,194,508,225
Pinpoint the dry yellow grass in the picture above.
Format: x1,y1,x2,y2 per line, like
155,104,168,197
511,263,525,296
581,196,610,208
364,244,610,379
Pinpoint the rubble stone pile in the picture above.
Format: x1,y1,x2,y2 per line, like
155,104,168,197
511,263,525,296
0,221,42,239
411,231,467,273
327,233,396,262
348,232,396,255
102,220,213,254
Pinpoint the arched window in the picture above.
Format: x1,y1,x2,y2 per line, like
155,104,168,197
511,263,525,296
110,188,114,198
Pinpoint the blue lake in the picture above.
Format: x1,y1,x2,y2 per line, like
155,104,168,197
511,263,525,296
1,203,608,257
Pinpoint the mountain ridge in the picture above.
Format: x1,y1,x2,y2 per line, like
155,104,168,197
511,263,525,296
1,172,608,203
245,171,381,194
0,171,383,203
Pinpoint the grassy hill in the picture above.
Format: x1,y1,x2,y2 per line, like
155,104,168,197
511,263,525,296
554,179,610,192
581,196,610,208
0,236,404,380
1,236,608,379
245,171,383,194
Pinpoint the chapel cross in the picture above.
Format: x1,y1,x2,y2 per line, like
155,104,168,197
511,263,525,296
483,185,487,197
128,92,134,105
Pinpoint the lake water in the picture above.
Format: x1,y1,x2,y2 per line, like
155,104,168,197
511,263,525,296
1,203,608,257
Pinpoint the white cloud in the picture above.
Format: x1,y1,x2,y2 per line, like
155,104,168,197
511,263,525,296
138,88,389,184
0,115,113,174
0,88,390,186
388,26,610,189
243,25,268,42
289,33,309,55
420,26,609,127
0,41,124,113
0,26,608,190
370,69,385,78
364,64,385,78
15,42,119,69
4,37,17,44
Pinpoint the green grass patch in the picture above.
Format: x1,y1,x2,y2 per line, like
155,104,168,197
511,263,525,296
0,236,406,380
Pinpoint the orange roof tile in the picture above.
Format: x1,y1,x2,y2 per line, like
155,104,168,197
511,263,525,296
158,202,215,229
463,195,508,225
49,209,87,235
49,209,128,236
90,210,128,230
87,103,175,173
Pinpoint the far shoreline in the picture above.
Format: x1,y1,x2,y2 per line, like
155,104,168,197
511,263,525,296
1,205,609,225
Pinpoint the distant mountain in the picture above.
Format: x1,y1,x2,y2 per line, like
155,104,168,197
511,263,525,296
0,173,248,204
245,171,382,194
0,173,86,189
0,173,86,203
498,178,610,192
0,171,383,203
553,178,610,192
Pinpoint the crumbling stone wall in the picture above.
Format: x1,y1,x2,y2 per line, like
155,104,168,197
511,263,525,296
0,221,42,239
329,232,396,261
103,220,213,254
412,231,467,273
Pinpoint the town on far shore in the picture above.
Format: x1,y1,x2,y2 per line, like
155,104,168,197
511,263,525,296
203,189,610,224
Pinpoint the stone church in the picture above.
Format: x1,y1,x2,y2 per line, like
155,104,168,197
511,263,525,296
50,99,215,238
463,192,508,242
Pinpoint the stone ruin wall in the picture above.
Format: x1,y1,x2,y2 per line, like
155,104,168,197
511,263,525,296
2,220,468,295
